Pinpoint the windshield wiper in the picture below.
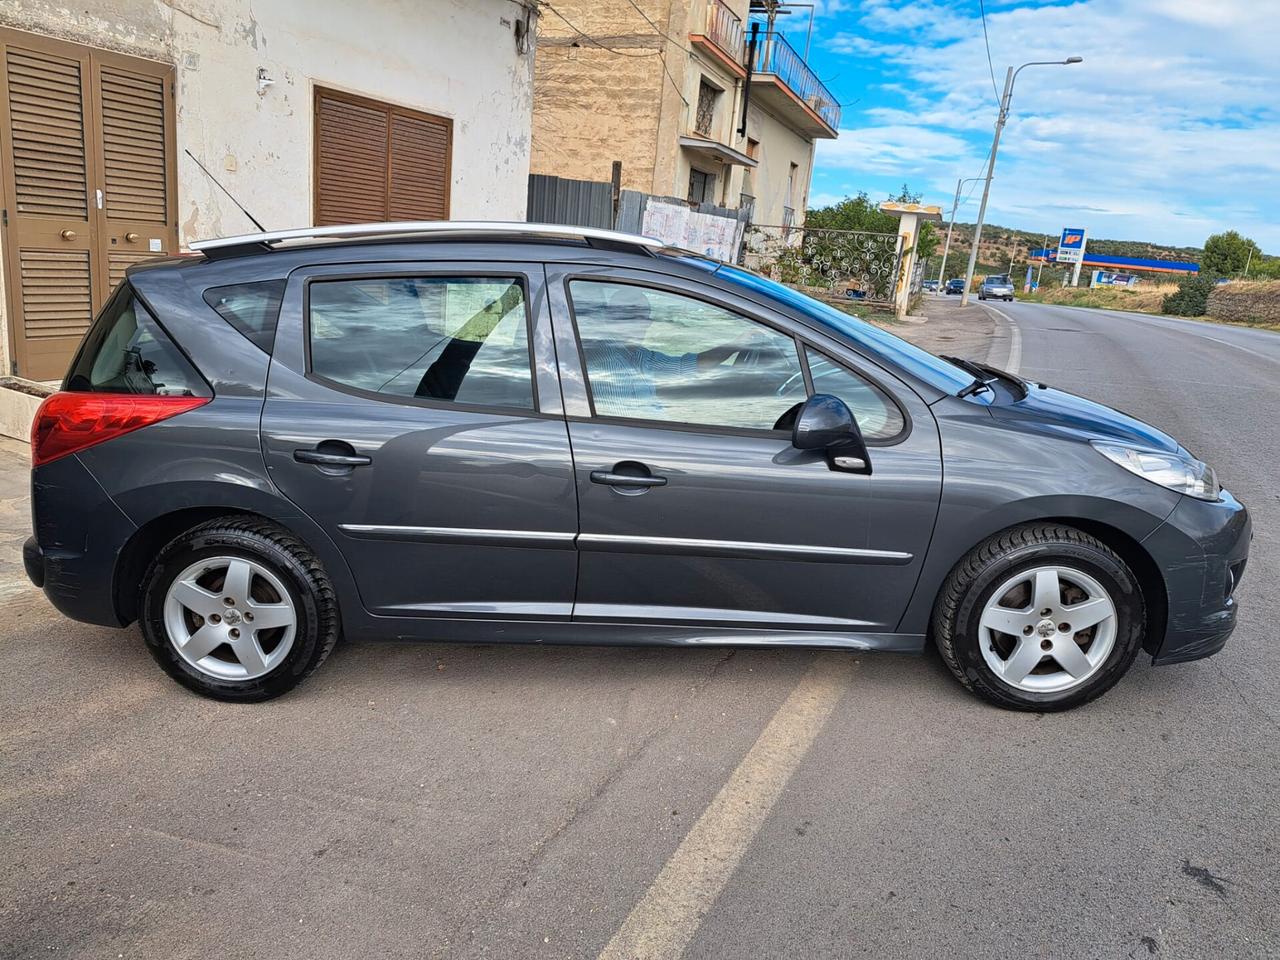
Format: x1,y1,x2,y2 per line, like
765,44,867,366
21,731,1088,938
943,355,1028,400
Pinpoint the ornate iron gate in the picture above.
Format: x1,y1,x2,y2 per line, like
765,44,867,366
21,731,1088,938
743,225,904,304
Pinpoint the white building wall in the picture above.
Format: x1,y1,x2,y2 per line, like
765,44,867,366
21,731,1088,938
0,0,535,245
745,102,816,227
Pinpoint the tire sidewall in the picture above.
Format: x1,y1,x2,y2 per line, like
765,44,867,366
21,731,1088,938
951,539,1145,710
141,527,324,701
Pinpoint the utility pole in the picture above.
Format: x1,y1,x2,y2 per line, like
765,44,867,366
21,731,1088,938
960,57,1083,306
936,176,984,290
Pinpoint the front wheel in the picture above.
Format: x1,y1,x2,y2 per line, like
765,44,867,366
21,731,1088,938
140,517,340,701
932,524,1145,711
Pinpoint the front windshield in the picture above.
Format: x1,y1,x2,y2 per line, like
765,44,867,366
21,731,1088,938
702,261,978,395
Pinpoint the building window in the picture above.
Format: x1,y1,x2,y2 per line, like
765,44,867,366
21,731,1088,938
694,79,720,136
314,87,452,226
688,168,715,204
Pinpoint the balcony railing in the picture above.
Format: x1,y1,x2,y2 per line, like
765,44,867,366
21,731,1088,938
750,31,841,130
702,0,744,63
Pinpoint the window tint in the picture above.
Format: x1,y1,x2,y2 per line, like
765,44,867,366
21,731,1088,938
308,277,534,410
571,281,803,431
204,280,285,353
64,285,208,396
796,348,905,441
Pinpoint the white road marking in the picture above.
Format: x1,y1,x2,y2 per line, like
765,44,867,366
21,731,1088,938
596,653,857,960
982,303,1022,374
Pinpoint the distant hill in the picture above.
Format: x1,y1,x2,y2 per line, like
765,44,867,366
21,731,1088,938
941,222,1202,267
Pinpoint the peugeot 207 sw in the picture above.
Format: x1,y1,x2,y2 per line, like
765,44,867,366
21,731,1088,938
24,222,1250,711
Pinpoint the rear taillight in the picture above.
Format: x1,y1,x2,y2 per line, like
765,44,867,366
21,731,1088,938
31,392,210,466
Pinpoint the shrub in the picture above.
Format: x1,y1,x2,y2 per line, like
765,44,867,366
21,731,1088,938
1162,275,1216,316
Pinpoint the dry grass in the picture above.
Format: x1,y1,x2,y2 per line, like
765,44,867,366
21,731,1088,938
1018,282,1179,314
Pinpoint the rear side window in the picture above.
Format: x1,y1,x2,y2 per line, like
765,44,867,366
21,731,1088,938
204,280,285,353
64,285,209,397
307,276,534,410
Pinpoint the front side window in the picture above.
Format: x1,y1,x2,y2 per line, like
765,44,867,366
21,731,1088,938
571,281,804,431
308,276,533,410
796,348,905,441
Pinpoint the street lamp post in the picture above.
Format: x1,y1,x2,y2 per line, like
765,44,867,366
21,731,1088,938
960,56,1083,306
936,176,985,292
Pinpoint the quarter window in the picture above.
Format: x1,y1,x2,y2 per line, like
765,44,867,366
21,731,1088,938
308,277,534,410
571,281,804,431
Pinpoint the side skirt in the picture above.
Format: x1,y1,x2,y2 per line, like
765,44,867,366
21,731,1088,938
352,615,927,654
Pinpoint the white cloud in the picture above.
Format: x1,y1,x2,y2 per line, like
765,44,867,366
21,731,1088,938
814,0,1280,248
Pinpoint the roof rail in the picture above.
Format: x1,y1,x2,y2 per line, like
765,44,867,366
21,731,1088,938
188,221,666,257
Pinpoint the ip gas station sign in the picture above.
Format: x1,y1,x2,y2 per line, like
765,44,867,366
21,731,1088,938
1057,227,1087,264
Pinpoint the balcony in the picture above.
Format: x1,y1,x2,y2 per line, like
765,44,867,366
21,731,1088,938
689,0,747,78
749,31,840,138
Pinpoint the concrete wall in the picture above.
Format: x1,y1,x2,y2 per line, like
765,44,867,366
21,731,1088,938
530,0,672,194
0,0,535,243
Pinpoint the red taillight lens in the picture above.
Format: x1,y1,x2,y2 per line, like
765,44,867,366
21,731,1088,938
31,392,210,466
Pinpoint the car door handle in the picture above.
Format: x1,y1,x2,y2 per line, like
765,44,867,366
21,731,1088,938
590,471,667,488
294,448,371,468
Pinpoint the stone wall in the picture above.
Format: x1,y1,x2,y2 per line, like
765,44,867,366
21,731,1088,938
1206,280,1280,326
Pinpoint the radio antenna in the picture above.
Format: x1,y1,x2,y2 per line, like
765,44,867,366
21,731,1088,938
183,149,266,232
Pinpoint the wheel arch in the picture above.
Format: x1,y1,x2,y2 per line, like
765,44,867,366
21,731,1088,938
904,499,1170,654
111,501,361,630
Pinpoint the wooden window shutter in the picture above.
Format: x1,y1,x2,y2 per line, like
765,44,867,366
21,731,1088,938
314,88,451,226
99,66,168,224
5,46,89,219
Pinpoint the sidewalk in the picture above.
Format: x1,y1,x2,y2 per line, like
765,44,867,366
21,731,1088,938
868,293,1006,365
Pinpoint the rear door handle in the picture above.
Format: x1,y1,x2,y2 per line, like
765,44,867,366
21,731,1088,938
294,448,371,468
590,471,667,488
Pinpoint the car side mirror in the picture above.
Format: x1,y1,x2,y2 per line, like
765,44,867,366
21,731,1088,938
791,394,871,473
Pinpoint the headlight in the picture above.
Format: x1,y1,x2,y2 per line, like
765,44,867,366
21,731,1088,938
1091,442,1220,501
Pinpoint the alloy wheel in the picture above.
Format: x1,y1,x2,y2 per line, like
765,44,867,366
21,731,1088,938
978,565,1117,693
163,556,297,681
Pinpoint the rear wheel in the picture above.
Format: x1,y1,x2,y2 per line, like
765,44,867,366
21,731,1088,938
933,523,1145,711
140,517,339,701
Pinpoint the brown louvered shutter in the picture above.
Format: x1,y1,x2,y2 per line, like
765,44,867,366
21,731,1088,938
99,66,167,224
0,37,96,379
314,88,451,226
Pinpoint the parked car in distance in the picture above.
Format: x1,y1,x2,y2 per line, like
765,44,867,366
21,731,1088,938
979,274,1016,301
922,279,939,292
945,278,966,295
24,222,1250,712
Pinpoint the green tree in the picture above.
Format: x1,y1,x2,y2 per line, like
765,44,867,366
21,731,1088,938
805,185,939,259
1162,274,1215,316
1201,230,1261,278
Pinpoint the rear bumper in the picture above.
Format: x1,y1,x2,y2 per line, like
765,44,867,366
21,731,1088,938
27,453,136,627
1144,488,1251,665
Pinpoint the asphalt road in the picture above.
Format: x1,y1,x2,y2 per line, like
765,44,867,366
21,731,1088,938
3,300,1278,959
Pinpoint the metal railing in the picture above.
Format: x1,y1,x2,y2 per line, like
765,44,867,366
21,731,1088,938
744,224,903,302
702,0,745,62
750,31,841,130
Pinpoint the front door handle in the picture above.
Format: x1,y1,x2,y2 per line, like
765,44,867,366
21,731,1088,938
590,470,667,488
294,447,371,468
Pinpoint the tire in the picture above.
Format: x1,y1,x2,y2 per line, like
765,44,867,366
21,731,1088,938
932,523,1145,711
140,517,340,701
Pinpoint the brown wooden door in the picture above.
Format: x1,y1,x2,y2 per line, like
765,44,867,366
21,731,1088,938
314,87,452,228
0,29,175,380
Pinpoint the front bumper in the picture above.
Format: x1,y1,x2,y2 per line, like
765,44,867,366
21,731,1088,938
1143,487,1251,664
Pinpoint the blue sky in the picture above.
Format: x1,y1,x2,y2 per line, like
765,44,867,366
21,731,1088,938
771,0,1280,251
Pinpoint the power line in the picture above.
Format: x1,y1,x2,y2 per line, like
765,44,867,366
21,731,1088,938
977,0,1000,107
540,2,662,58
541,1,689,106
621,0,690,107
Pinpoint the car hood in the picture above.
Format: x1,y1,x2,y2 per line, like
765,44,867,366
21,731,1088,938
988,381,1180,452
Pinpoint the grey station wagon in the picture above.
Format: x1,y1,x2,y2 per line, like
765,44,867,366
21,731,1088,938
24,222,1250,711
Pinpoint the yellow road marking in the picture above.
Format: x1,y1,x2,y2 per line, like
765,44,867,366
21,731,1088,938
597,653,857,960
